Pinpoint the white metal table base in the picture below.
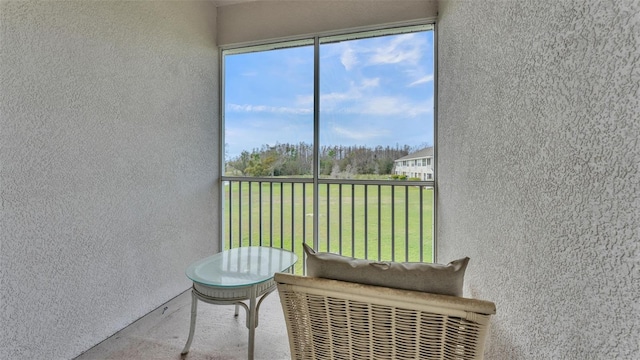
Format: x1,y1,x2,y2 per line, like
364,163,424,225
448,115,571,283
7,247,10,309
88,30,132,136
180,279,276,360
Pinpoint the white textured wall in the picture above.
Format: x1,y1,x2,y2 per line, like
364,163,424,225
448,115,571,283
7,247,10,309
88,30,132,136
217,0,437,45
0,1,219,359
437,0,639,358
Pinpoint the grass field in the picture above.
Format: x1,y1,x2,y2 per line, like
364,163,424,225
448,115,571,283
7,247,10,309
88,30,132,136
223,180,433,273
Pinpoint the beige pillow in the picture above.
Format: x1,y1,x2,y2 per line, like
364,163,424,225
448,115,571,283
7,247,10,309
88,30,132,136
303,243,469,297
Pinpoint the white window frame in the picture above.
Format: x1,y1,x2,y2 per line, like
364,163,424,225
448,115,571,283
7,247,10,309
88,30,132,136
219,21,438,258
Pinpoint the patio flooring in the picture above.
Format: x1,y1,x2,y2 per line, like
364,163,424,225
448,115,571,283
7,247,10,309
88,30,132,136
75,289,291,360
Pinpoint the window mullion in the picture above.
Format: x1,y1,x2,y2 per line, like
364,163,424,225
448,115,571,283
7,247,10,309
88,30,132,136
312,36,320,251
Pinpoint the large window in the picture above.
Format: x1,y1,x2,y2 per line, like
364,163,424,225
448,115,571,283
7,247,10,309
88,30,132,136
223,25,434,179
224,40,315,177
221,24,435,264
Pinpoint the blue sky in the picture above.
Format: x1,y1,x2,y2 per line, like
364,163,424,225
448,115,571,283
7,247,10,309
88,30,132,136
224,30,434,160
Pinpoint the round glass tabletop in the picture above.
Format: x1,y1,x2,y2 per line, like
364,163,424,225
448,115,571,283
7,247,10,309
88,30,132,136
186,246,298,288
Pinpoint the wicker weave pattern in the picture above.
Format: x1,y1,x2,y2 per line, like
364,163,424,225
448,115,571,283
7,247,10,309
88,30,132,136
193,279,275,300
275,273,495,360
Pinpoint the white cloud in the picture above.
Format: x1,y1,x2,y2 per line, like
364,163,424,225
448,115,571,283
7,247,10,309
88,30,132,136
296,94,314,106
347,96,434,117
408,75,434,87
227,103,312,115
225,118,314,158
333,126,388,140
322,91,356,103
361,77,380,88
319,83,361,110
340,47,358,71
368,34,423,66
319,78,380,109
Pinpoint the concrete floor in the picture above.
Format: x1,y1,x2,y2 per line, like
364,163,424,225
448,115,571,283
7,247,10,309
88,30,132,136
75,289,291,360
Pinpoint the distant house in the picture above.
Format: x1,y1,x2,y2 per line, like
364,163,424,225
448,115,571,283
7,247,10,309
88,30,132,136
393,147,434,180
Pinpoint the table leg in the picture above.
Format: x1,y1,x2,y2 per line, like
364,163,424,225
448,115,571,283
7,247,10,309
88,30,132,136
254,289,274,328
247,286,257,360
181,290,198,355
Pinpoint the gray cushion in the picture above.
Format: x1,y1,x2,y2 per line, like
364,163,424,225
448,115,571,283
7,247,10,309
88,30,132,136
303,243,469,296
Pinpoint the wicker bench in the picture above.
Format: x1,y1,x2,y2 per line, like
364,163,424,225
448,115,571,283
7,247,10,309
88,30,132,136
275,272,496,360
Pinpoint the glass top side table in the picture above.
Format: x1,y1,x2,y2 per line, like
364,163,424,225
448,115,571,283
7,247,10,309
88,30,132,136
181,246,298,360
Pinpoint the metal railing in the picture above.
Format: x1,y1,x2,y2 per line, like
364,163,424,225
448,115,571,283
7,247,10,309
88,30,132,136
222,177,434,273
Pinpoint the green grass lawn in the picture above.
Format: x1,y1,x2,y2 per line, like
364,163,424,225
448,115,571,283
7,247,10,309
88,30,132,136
223,180,433,273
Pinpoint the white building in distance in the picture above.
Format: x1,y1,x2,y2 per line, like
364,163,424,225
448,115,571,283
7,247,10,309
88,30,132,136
393,147,434,180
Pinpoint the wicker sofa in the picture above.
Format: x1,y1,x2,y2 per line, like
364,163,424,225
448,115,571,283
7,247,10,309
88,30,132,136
275,272,496,360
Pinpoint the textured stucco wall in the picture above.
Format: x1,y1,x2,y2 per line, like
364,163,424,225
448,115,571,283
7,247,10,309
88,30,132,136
0,1,219,359
217,0,437,45
437,0,639,358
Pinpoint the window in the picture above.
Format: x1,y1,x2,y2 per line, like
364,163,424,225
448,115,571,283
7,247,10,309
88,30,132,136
221,24,435,262
223,25,434,179
223,41,314,177
318,27,433,179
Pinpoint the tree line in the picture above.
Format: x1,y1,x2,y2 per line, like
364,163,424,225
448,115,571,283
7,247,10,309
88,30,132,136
226,142,416,177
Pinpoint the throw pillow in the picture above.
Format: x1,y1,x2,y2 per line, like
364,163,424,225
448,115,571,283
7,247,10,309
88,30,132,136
303,243,469,296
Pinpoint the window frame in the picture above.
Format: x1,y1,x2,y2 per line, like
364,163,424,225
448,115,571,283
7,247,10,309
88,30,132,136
219,20,438,259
